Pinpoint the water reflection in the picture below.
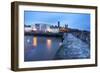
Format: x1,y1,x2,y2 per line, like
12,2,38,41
33,37,37,47
24,35,62,61
47,39,52,49
27,39,30,43
32,36,52,49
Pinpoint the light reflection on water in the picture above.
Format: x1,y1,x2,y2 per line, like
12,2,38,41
47,39,52,49
32,36,52,49
24,35,62,61
33,36,37,47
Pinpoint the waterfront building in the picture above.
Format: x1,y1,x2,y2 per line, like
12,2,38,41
40,24,47,32
24,25,32,32
50,26,59,33
24,21,69,33
31,24,37,31
35,24,40,31
65,24,68,29
58,21,60,29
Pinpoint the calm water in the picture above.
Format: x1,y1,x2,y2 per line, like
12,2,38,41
24,35,62,61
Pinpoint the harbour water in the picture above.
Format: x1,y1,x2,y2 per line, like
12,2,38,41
24,35,62,61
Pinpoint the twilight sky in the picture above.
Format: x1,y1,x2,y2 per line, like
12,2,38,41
24,11,90,31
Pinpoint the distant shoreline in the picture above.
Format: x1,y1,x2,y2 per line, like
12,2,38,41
24,32,63,37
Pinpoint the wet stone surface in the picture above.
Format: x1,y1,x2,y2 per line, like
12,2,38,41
55,33,90,59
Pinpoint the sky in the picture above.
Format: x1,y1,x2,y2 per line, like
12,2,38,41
24,11,90,31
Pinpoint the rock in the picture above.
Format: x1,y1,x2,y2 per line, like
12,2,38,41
55,33,90,60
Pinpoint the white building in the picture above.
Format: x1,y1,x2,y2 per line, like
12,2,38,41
24,26,32,32
50,27,59,33
31,24,37,31
40,24,47,32
25,23,60,33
